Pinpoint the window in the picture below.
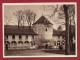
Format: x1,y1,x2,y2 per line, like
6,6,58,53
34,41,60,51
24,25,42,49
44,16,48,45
12,35,15,39
32,35,34,39
62,40,65,45
45,28,48,31
62,42,64,45
18,41,23,44
31,41,35,46
19,35,22,39
57,40,60,46
25,41,29,43
58,36,60,39
54,41,56,46
5,41,10,44
5,35,8,39
34,43,35,45
11,41,16,44
62,36,64,39
44,19,46,23
57,43,60,45
26,35,28,39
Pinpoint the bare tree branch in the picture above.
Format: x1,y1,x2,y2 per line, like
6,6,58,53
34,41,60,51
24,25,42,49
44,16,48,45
14,10,24,28
23,9,36,27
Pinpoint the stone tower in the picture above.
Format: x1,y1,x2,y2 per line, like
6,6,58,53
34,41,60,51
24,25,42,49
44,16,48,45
32,16,53,45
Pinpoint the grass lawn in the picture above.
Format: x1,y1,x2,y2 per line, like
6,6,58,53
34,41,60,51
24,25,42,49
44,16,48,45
4,49,75,56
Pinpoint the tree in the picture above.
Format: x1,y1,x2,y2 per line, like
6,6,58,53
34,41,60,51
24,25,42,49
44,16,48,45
68,5,75,51
58,5,75,52
23,9,36,27
63,5,70,55
14,10,24,28
14,9,36,28
43,4,75,55
59,5,75,52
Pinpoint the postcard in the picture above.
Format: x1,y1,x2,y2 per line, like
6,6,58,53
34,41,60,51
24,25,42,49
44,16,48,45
0,0,79,60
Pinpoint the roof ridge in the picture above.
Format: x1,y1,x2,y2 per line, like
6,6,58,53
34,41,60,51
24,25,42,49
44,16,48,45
4,25,38,35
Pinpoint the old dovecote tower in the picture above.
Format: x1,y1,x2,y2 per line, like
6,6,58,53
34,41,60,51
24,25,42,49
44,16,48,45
32,16,53,45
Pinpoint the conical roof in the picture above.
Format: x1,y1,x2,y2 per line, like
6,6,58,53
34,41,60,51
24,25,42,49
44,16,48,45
33,16,53,25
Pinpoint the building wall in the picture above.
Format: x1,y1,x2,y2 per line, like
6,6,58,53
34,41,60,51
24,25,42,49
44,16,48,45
52,36,65,50
4,24,75,50
5,35,35,50
32,23,65,50
33,24,53,42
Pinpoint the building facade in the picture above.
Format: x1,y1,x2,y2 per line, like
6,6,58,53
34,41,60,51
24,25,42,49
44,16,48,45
4,16,75,50
4,26,38,50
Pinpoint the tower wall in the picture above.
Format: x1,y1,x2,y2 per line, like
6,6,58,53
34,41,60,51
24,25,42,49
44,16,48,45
32,24,53,45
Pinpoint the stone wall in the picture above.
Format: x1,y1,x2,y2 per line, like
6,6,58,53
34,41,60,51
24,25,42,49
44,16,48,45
32,24,53,46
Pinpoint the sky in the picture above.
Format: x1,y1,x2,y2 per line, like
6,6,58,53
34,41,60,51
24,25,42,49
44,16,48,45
4,4,69,30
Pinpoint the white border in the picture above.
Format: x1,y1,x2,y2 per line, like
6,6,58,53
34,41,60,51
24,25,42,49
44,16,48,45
2,2,77,58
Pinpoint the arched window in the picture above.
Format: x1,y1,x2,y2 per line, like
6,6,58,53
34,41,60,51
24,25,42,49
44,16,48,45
11,41,17,48
11,41,16,44
57,40,60,42
18,41,23,44
24,41,29,43
5,41,10,44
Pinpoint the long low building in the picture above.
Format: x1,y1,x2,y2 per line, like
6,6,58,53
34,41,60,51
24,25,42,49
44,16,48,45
4,26,38,50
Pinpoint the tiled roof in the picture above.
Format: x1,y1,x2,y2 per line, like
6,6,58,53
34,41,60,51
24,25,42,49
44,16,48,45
4,25,75,36
33,16,53,25
53,29,65,36
4,25,38,35
53,25,75,36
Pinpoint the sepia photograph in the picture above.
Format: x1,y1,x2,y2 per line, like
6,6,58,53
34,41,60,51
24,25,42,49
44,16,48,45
3,3,77,58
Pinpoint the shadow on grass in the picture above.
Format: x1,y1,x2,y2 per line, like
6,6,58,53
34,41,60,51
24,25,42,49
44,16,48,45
41,49,75,55
42,49,65,54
